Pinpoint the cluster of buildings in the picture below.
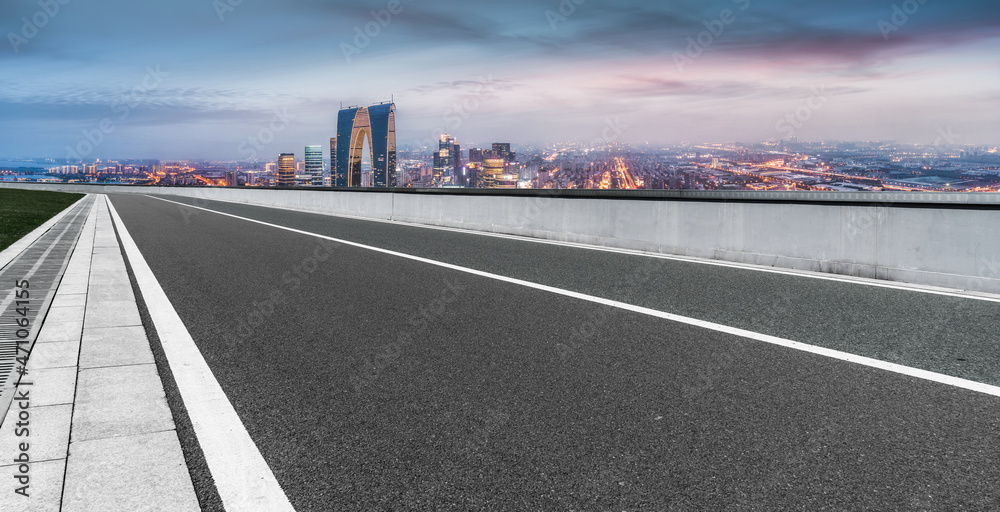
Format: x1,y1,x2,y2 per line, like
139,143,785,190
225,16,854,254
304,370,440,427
428,135,517,188
265,102,520,189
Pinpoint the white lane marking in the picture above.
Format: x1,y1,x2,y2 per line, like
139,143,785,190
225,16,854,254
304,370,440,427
106,196,295,511
144,193,1000,303
146,195,1000,399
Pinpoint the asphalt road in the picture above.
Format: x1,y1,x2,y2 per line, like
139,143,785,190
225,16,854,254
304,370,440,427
110,193,1000,511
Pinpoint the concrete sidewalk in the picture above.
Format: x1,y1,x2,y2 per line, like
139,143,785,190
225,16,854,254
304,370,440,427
0,195,199,511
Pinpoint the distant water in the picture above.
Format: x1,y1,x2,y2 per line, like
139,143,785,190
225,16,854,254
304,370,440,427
0,160,49,170
0,160,56,182
0,174,58,182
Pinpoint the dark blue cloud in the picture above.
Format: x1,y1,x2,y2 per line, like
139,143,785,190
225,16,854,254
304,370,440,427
1,0,998,157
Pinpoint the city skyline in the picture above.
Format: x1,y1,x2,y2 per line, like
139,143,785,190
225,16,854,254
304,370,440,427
1,0,999,160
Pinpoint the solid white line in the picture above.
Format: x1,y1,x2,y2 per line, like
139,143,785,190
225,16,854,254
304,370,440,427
144,193,1000,303
106,196,295,511
146,195,1000,399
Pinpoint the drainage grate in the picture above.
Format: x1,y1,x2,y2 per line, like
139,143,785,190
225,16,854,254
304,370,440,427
0,195,95,426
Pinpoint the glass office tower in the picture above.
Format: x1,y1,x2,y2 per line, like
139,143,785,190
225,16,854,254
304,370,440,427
335,102,396,188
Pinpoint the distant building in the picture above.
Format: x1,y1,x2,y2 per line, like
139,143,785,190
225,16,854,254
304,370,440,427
329,137,337,184
468,148,487,164
492,143,515,163
335,102,396,187
433,133,461,186
481,158,505,188
277,153,295,187
305,145,323,187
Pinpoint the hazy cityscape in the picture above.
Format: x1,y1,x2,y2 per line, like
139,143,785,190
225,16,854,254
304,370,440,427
3,138,999,192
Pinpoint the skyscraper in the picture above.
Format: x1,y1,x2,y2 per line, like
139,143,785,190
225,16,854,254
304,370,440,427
335,102,396,188
433,133,461,186
468,148,486,164
277,153,295,187
329,137,337,186
305,145,323,187
492,143,515,163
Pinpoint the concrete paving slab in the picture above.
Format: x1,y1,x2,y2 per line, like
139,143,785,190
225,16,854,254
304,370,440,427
92,238,119,248
26,340,79,370
83,301,143,329
35,319,83,343
90,247,122,257
80,286,135,302
49,294,87,309
71,364,173,442
0,404,72,465
45,304,86,318
54,283,88,295
26,367,78,407
42,306,85,326
79,326,153,369
88,270,129,282
84,278,131,289
88,258,126,270
0,458,66,512
57,276,90,289
62,431,199,512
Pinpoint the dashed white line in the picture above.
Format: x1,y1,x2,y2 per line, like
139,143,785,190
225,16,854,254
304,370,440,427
145,194,1000,399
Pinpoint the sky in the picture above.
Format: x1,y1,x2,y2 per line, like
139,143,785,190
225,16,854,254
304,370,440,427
1,0,998,160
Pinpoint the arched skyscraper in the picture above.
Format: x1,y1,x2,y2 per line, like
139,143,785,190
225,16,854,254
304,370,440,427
335,102,396,188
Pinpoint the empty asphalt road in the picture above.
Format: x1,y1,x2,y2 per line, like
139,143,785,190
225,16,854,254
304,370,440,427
108,193,1000,511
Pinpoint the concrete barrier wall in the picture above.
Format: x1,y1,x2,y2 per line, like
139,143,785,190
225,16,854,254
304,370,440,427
4,183,999,294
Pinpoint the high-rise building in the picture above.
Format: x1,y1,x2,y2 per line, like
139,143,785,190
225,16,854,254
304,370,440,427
277,153,295,187
481,158,505,188
433,133,461,186
492,143,515,163
329,137,337,185
305,145,323,187
468,148,487,164
335,102,396,188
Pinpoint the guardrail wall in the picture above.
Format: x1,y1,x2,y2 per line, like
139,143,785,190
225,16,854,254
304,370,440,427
4,183,998,294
